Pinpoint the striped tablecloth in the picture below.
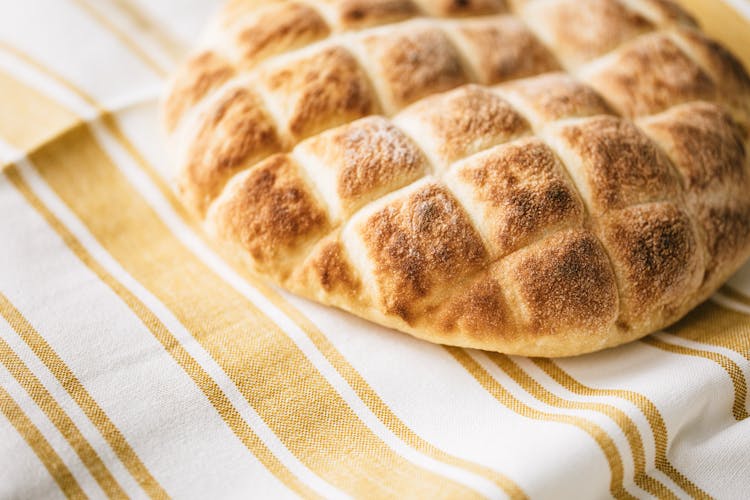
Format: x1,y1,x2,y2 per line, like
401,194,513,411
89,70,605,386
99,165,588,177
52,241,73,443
1,1,750,498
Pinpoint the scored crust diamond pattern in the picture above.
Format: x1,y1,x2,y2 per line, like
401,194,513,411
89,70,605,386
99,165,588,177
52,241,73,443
163,0,750,356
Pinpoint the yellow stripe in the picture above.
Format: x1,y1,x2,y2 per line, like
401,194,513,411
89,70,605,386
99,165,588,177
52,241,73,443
105,0,186,62
4,165,318,499
675,0,750,69
67,0,170,77
0,328,127,498
108,122,528,496
20,125,483,498
0,71,79,155
0,385,86,500
641,336,748,421
0,272,170,499
447,347,634,500
531,358,710,499
57,0,750,494
486,354,677,499
0,42,526,498
257,287,527,499
0,41,102,109
668,297,750,362
723,286,750,307
0,42,316,499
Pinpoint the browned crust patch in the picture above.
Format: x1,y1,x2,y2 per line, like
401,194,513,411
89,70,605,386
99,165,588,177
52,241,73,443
262,46,378,140
501,73,613,124
326,0,419,29
641,102,747,195
302,237,363,297
301,116,428,214
506,229,619,335
600,203,702,323
698,201,750,285
557,116,679,211
453,16,560,84
164,51,235,132
181,87,282,215
234,2,331,69
360,183,488,321
434,272,509,340
413,0,508,17
211,154,329,274
524,0,653,66
455,139,584,257
586,34,716,117
362,26,469,109
401,84,530,165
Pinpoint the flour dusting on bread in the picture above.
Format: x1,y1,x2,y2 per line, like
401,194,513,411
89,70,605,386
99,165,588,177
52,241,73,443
164,0,750,356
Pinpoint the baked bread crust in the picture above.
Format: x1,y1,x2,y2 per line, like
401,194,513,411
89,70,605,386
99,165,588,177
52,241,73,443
163,0,750,357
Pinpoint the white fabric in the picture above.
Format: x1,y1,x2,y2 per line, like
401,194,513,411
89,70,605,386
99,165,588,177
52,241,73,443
0,1,749,499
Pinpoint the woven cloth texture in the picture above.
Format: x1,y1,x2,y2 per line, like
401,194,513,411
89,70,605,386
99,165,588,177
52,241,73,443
0,1,750,498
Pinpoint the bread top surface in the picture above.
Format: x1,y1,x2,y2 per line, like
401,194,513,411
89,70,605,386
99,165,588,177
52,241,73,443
164,0,750,356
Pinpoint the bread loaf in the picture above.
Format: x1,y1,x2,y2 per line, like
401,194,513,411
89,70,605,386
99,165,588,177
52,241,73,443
163,0,750,356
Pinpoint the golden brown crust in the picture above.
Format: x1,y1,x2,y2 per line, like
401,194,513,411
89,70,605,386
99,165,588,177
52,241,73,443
599,203,703,327
361,25,469,111
309,239,361,294
179,87,282,215
231,2,331,69
522,0,653,67
448,16,560,85
296,116,428,218
698,201,750,287
261,46,378,140
319,0,419,29
396,85,530,169
584,33,716,117
640,102,746,196
503,229,619,336
640,103,750,287
499,73,614,126
627,0,698,27
433,273,510,340
672,28,750,123
412,0,507,17
163,51,235,132
550,116,679,212
449,138,583,258
291,233,364,303
675,29,750,93
208,154,330,279
163,0,750,356
355,182,489,321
